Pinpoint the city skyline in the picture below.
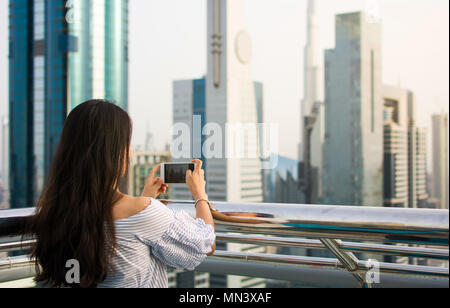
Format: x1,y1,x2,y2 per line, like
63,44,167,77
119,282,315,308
0,0,448,165
0,1,448,290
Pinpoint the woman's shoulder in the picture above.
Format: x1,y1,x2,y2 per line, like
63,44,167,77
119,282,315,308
113,196,172,222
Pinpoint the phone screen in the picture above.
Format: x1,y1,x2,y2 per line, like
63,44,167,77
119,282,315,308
164,163,195,184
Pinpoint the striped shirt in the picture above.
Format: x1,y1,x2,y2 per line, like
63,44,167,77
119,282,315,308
98,198,215,288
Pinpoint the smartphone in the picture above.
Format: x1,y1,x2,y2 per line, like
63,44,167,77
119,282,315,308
161,162,196,184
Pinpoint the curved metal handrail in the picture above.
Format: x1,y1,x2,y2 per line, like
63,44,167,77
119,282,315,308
163,201,449,246
0,201,448,288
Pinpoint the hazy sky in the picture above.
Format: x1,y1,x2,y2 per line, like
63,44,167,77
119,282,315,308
0,0,449,162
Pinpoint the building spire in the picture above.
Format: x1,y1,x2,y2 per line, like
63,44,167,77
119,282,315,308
303,0,320,117
307,0,317,16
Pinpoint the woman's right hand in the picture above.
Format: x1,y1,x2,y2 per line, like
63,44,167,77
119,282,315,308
186,159,208,200
141,164,168,199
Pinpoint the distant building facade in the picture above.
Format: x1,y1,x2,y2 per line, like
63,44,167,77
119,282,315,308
172,78,207,201
323,12,383,207
128,151,171,199
264,154,303,204
300,0,324,204
382,86,428,209
407,94,428,209
432,113,449,209
9,0,129,208
382,88,409,208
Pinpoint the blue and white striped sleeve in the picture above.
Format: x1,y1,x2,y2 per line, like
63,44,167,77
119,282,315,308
135,199,216,271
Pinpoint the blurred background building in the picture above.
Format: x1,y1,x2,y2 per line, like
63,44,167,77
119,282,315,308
432,113,449,209
264,154,303,204
205,0,264,206
9,0,129,208
407,95,429,209
323,12,383,207
299,0,325,205
172,78,207,201
128,150,171,199
382,86,429,209
382,86,409,208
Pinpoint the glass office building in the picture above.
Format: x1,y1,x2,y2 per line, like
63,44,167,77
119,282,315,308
9,0,129,208
323,12,383,207
172,78,207,201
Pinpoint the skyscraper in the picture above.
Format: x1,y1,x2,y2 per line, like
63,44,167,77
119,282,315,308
432,113,449,209
171,0,265,289
407,95,428,209
381,86,429,209
205,0,263,205
323,12,383,207
206,0,265,288
172,78,207,201
9,0,129,208
382,86,409,208
302,0,321,120
300,0,324,204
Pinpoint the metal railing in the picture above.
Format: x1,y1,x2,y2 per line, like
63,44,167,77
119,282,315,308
0,201,449,288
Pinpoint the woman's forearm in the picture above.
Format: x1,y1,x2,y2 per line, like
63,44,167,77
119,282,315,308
195,199,216,256
195,200,215,227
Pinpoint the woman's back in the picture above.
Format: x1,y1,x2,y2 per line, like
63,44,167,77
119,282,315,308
99,198,215,288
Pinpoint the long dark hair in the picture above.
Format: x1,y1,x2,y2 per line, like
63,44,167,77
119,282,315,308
29,100,132,288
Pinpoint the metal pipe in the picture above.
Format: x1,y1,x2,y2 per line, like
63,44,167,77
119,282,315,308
0,240,35,253
210,251,449,278
197,258,449,288
0,252,448,282
217,233,325,249
3,235,448,262
1,203,449,246
212,250,341,269
358,260,450,277
341,242,449,260
216,233,449,260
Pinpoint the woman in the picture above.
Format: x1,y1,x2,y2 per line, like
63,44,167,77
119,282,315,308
28,100,216,288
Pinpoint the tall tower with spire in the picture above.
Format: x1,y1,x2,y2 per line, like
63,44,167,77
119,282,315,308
302,0,321,118
206,0,263,204
300,0,324,204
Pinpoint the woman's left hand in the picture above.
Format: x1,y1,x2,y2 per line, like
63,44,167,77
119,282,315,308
141,164,168,199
